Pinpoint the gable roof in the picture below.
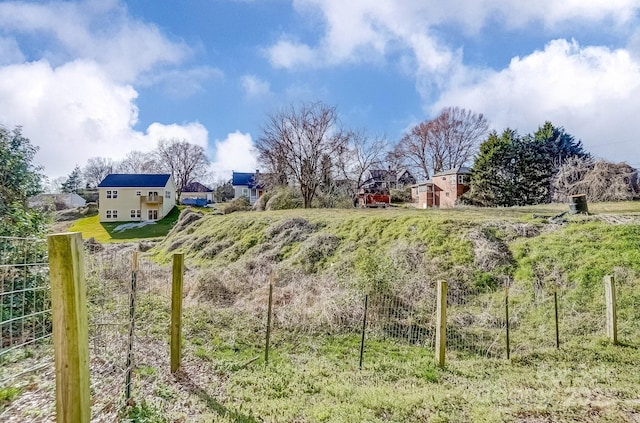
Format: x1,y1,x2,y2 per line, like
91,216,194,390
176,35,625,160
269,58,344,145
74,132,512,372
433,166,471,177
98,174,171,188
182,181,212,192
368,169,396,180
232,171,262,189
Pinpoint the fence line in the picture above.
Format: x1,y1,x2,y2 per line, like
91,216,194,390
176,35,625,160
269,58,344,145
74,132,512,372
84,245,173,421
0,236,51,384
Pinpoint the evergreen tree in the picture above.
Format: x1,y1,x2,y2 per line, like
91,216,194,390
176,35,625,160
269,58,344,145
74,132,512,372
61,165,83,193
464,122,588,206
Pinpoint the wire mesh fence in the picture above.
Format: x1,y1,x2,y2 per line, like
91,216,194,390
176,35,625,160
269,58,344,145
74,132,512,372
2,235,638,421
84,245,172,421
0,236,51,363
447,283,506,358
0,236,53,422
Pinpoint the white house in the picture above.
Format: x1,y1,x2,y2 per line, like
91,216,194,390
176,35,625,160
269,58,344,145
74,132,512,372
232,171,264,204
97,174,176,222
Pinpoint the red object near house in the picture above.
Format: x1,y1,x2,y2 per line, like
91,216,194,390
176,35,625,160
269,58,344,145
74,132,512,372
358,192,390,207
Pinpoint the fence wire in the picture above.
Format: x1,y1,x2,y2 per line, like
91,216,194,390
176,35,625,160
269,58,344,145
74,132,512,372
85,245,172,422
447,283,506,358
0,236,53,422
0,237,51,362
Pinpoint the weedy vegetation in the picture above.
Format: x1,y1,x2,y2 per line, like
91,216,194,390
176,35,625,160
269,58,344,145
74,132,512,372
4,202,640,422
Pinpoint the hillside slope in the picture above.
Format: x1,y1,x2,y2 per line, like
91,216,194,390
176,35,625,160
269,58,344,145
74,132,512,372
152,204,640,337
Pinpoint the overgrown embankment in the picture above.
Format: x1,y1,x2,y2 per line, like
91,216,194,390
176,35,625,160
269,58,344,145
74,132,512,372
152,204,640,336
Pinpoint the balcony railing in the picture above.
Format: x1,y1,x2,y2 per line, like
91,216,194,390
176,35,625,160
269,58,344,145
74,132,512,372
141,195,163,205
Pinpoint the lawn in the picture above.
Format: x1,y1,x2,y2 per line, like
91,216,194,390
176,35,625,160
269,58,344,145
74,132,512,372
68,206,181,242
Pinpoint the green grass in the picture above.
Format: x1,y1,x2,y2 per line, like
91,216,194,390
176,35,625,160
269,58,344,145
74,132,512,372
163,305,640,422
19,200,638,421
68,206,181,242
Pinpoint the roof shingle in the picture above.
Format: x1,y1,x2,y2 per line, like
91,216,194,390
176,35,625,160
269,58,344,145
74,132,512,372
97,174,171,188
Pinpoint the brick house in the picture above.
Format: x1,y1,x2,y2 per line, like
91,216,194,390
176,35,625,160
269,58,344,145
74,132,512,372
412,167,471,208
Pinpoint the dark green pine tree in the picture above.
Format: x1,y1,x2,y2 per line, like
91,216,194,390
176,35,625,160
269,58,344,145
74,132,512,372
61,165,83,194
464,122,589,207
464,129,520,207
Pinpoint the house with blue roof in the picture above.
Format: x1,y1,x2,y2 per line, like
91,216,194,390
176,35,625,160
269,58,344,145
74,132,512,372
97,174,176,222
232,170,264,204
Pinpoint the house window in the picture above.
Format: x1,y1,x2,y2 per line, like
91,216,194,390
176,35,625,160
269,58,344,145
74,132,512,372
107,190,118,198
130,209,141,218
441,177,446,181
165,191,171,199
148,210,158,220
106,210,118,219
106,190,112,199
106,210,111,218
136,191,141,196
242,188,249,197
445,192,450,197
458,175,466,184
450,175,456,184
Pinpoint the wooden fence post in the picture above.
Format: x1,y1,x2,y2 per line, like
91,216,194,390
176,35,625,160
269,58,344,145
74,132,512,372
435,280,447,368
48,232,90,423
604,275,617,344
171,253,184,373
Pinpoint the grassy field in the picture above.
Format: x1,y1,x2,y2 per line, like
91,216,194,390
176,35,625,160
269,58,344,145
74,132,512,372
131,201,640,422
67,206,181,242
5,201,640,422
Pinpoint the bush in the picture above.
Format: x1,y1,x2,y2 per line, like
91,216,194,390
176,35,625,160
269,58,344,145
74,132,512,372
265,187,302,210
223,196,250,214
390,188,412,203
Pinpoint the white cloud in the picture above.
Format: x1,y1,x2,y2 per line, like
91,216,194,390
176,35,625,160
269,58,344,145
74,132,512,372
146,122,209,149
0,0,189,82
268,1,640,76
0,1,212,178
433,39,640,165
144,66,224,98
210,131,258,181
266,39,316,69
0,59,210,178
241,75,272,99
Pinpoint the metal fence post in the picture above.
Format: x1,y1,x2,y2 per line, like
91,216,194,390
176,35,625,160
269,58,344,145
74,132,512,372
604,275,618,344
125,251,138,401
48,232,90,423
554,290,560,349
505,286,510,360
435,281,447,368
265,272,274,364
359,295,368,370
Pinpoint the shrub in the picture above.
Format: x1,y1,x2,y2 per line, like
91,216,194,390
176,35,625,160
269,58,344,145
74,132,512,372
390,188,412,203
223,196,250,214
265,187,302,210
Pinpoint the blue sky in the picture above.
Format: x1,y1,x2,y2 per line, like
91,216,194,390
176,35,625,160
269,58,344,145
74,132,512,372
1,0,639,182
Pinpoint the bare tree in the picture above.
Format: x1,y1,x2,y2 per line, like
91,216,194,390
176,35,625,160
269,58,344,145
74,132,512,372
395,107,489,179
155,138,210,200
83,157,115,188
256,102,350,208
337,130,388,205
551,157,639,202
116,151,162,174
